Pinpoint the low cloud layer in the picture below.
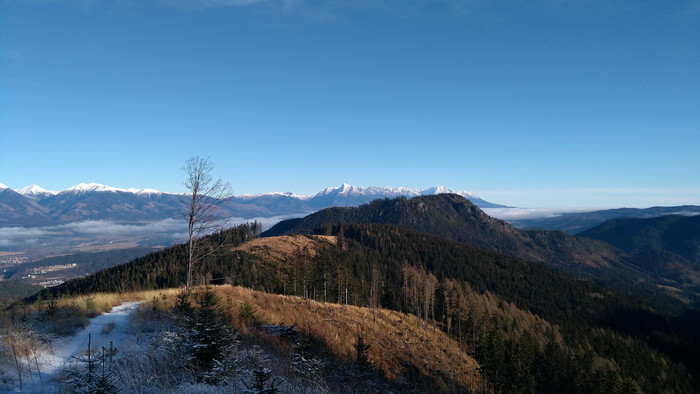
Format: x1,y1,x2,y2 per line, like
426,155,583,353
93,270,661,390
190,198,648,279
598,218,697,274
0,219,186,240
482,207,591,221
59,219,185,235
0,215,297,248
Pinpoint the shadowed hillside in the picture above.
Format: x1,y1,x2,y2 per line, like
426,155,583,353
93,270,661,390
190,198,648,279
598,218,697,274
264,194,647,279
579,214,700,262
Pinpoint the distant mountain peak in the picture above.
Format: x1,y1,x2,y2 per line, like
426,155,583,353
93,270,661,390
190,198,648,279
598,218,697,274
64,182,117,193
307,183,503,206
15,184,58,201
137,188,163,196
238,191,312,200
0,181,505,227
62,183,162,195
421,186,450,195
0,182,8,190
16,184,57,194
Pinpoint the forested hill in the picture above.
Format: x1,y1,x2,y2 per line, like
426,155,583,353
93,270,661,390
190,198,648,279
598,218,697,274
31,223,656,328
263,194,700,310
264,194,641,278
513,205,700,234
579,214,700,262
25,222,699,392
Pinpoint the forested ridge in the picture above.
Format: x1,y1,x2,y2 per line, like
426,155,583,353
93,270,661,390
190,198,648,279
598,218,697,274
0,281,42,305
26,220,699,392
264,195,639,276
265,194,700,309
579,214,700,262
322,224,698,393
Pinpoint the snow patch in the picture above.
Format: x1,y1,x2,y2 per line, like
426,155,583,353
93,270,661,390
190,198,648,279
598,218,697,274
36,302,142,385
63,183,126,193
16,184,56,195
137,188,163,196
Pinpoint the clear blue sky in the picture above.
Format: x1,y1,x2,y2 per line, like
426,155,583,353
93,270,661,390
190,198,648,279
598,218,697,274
1,0,699,208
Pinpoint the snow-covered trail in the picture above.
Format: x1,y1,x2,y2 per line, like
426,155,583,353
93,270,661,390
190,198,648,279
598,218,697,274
30,301,141,391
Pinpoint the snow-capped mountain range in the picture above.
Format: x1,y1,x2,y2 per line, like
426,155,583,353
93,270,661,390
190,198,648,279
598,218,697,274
14,184,57,201
0,182,506,227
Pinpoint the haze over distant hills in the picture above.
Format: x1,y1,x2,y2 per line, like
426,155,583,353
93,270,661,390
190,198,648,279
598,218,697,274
0,182,507,227
511,206,700,234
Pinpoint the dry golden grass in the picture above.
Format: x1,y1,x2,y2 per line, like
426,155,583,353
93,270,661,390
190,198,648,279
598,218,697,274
235,235,336,261
213,285,481,392
30,288,183,314
37,281,481,390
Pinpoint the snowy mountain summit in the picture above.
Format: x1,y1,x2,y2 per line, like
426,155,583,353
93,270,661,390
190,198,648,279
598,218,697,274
15,184,57,200
61,183,163,195
0,181,506,227
314,183,482,201
306,183,506,209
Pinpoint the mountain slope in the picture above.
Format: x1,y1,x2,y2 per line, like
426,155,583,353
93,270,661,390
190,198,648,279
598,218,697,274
0,187,53,226
30,225,698,393
39,187,185,222
514,206,700,233
215,285,483,392
264,194,637,279
579,214,700,262
1,182,504,226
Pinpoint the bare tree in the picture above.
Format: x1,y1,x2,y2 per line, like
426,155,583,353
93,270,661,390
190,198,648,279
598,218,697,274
183,156,232,292
370,264,381,322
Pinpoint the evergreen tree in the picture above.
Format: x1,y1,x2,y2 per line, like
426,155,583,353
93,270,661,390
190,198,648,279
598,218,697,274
291,336,325,378
178,287,239,383
242,368,279,394
65,334,121,393
354,332,371,373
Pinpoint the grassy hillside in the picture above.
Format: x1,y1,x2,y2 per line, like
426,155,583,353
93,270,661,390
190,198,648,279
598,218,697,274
213,285,482,392
7,285,484,392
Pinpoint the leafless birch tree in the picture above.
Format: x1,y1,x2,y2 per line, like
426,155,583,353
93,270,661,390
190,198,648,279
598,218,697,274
182,156,232,292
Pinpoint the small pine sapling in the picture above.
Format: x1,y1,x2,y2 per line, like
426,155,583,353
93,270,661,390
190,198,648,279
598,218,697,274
354,333,370,367
177,287,239,383
242,367,279,394
65,334,121,393
291,336,325,378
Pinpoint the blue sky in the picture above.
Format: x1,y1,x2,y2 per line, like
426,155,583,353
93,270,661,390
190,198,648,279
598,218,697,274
1,0,699,208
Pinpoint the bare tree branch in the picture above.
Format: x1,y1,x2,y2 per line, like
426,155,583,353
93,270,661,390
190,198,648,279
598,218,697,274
182,156,232,292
